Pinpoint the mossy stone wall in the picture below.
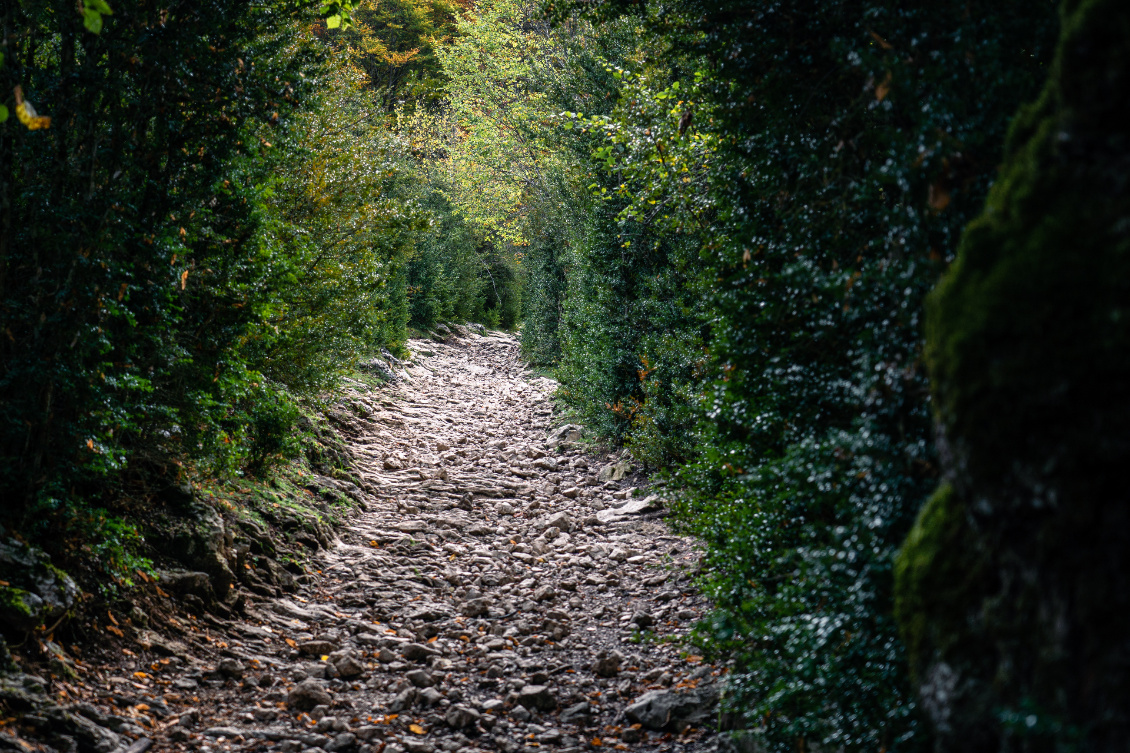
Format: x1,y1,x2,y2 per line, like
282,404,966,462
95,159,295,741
897,0,1130,749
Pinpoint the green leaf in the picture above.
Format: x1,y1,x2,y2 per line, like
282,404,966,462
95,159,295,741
325,14,342,29
83,8,103,33
0,104,8,123
81,0,112,33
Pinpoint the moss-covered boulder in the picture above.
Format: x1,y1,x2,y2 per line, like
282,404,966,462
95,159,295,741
896,0,1130,749
0,534,79,638
161,495,237,601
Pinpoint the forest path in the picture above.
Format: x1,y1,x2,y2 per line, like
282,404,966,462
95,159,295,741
171,330,720,753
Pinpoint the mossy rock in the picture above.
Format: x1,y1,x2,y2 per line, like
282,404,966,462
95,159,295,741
0,535,79,638
901,0,1130,749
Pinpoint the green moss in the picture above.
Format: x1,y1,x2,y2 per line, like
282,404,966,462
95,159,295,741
894,484,986,683
0,587,36,620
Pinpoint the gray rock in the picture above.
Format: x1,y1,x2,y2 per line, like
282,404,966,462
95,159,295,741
167,503,236,595
460,598,490,618
287,678,332,711
203,726,245,738
544,512,573,533
591,651,622,677
401,643,436,662
41,707,120,753
559,701,593,723
405,669,434,688
326,731,358,751
596,495,662,523
630,611,655,629
597,460,633,483
546,424,583,449
402,739,436,753
299,640,340,657
418,687,443,706
329,650,364,679
407,605,451,622
355,725,384,742
516,685,556,711
481,699,505,713
445,704,481,729
217,657,245,679
622,685,719,730
388,687,417,712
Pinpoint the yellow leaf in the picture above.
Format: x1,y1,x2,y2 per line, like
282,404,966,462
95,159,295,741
409,723,426,734
15,100,50,131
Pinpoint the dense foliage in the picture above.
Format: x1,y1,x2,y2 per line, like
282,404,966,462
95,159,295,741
0,1,425,571
432,0,1060,748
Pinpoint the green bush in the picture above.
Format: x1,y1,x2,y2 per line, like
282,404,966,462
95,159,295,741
542,0,1058,748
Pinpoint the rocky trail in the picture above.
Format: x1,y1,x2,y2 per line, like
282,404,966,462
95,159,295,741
3,330,722,753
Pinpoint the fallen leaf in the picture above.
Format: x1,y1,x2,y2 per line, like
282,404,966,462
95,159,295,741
869,30,894,50
285,638,298,648
409,723,426,734
875,71,892,102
